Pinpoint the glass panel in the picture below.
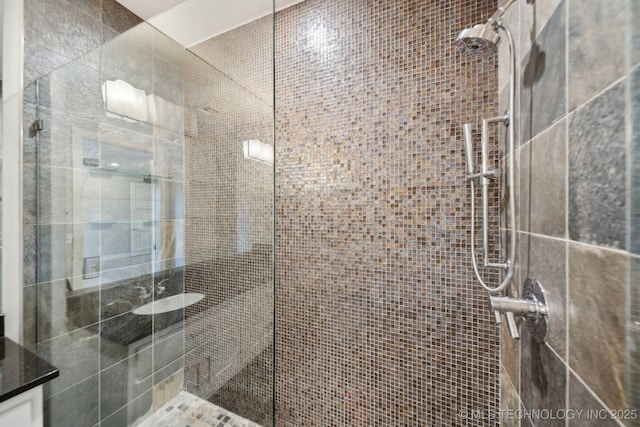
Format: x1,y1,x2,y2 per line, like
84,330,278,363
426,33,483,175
23,22,189,425
0,0,6,311
182,15,274,426
23,6,274,426
629,6,640,416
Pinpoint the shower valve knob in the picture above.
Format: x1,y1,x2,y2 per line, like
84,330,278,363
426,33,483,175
505,311,519,339
492,310,519,339
488,278,549,342
493,310,502,325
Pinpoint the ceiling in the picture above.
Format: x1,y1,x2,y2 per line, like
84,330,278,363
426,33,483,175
115,0,305,47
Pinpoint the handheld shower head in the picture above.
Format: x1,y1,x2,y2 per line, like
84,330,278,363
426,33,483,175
454,23,500,56
462,124,474,175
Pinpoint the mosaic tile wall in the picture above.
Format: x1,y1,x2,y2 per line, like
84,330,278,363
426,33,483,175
274,0,500,425
497,0,638,426
183,20,274,426
22,3,188,426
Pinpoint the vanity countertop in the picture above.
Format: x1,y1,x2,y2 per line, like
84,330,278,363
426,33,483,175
0,337,59,403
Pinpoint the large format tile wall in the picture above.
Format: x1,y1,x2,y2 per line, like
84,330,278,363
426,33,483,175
499,0,638,426
183,18,274,426
22,2,187,426
275,0,500,425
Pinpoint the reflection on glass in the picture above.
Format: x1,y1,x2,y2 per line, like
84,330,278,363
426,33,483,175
64,137,182,290
24,12,274,426
26,22,190,424
242,139,273,165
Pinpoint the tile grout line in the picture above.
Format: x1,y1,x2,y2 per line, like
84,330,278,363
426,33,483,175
517,229,629,257
566,365,627,427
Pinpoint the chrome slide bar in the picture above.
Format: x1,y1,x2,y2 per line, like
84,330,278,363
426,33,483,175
463,20,517,294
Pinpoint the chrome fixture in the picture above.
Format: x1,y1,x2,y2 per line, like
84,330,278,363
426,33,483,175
136,285,152,303
457,4,523,294
454,24,500,56
157,279,168,295
457,0,550,341
489,277,549,342
454,0,534,55
455,0,535,54
136,280,168,302
33,118,44,132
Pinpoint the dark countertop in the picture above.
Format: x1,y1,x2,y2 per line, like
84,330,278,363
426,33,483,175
0,337,59,404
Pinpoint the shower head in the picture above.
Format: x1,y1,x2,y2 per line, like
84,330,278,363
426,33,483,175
454,23,500,56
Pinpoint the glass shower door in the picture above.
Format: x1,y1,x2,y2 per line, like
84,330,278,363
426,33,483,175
24,22,188,426
22,10,275,427
182,14,275,427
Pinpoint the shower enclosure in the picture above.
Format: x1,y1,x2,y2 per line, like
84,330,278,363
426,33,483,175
18,0,639,425
22,9,274,427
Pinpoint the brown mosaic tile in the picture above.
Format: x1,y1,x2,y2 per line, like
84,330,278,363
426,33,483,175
184,25,274,426
275,0,499,425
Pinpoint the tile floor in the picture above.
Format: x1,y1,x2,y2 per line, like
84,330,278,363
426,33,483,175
139,391,262,427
